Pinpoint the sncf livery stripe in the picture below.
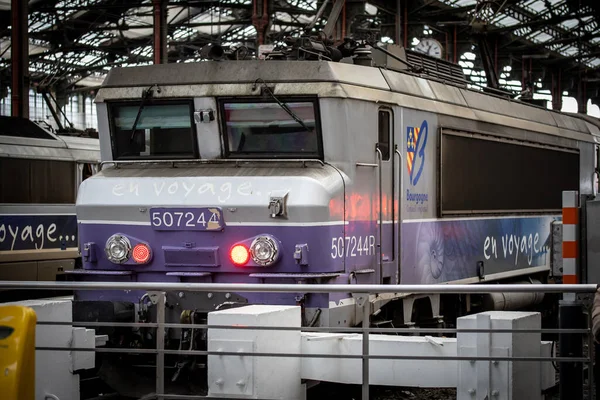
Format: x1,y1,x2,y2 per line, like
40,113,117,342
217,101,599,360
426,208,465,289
78,220,350,227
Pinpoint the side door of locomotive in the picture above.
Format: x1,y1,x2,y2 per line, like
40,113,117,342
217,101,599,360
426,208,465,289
376,106,397,283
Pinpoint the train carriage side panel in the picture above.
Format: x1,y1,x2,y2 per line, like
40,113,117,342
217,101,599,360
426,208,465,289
400,110,583,285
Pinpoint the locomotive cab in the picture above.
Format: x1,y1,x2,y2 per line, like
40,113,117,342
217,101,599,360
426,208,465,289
70,60,404,394
71,60,402,334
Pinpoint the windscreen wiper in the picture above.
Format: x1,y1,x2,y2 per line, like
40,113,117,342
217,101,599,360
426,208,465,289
130,84,161,141
252,78,312,133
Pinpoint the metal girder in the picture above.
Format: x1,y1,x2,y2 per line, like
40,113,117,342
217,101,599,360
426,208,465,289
252,0,270,46
322,0,345,39
489,9,594,35
420,4,479,18
153,0,168,64
474,34,499,89
11,0,28,117
500,2,596,55
507,30,600,51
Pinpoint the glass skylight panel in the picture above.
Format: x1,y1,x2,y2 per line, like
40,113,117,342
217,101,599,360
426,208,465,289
525,0,546,12
29,20,53,32
171,27,196,40
280,0,316,9
534,32,553,43
77,32,108,47
514,26,532,36
561,45,578,56
220,0,252,5
54,0,104,20
560,18,580,30
275,11,295,23
189,7,236,24
453,0,477,6
131,46,153,58
222,25,256,42
492,15,520,27
80,53,101,65
528,31,544,43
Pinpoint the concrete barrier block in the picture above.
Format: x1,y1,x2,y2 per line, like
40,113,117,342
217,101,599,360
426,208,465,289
301,333,457,387
72,327,96,371
5,298,81,400
457,311,542,400
207,305,305,400
541,341,557,391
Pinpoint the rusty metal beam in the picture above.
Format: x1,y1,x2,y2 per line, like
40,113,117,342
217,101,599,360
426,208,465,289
11,0,28,118
552,69,562,111
153,0,168,64
252,0,270,46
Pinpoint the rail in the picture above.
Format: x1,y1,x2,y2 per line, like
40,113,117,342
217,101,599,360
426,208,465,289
1,281,598,400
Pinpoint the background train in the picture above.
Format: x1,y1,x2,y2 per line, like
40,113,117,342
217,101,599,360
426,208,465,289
0,115,100,287
65,38,600,395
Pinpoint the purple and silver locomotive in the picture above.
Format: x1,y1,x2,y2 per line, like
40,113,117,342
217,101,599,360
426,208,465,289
69,39,599,393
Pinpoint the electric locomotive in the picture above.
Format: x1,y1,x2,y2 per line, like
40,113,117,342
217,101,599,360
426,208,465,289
67,38,600,393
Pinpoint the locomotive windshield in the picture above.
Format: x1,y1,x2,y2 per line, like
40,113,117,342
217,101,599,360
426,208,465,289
220,99,321,158
109,102,197,160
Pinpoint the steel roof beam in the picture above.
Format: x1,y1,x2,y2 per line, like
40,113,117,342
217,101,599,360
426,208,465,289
488,10,594,34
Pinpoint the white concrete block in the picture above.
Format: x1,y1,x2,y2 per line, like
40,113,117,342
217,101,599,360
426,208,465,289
457,311,542,400
541,341,557,391
95,334,109,347
5,298,81,400
207,305,305,400
301,333,457,387
72,328,96,371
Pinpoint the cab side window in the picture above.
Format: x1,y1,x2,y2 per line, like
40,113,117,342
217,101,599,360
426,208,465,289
378,109,391,161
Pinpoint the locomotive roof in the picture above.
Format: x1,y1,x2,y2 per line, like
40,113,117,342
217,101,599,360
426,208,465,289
97,59,600,144
100,60,389,90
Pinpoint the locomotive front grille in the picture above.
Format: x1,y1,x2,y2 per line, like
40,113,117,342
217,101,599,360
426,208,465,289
162,246,220,268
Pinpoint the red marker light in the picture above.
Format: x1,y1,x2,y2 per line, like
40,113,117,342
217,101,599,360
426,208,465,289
132,243,151,264
230,244,250,266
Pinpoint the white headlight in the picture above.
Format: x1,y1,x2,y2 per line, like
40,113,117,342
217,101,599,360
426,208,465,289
105,234,131,264
250,236,279,266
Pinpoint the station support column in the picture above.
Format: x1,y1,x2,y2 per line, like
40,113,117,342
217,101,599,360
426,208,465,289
552,70,563,111
11,0,28,118
560,190,585,400
153,0,168,64
252,0,269,46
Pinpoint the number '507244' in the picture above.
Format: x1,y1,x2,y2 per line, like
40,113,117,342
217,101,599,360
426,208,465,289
331,235,375,259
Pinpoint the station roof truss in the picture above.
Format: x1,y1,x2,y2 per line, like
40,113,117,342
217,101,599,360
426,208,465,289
0,0,599,103
414,0,600,96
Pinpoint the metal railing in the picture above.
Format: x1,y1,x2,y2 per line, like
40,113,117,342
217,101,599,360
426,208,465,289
1,281,598,400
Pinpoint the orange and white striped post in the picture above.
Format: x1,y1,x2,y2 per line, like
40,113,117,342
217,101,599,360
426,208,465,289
559,193,585,400
562,190,579,300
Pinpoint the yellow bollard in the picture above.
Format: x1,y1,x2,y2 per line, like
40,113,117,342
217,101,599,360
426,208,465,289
0,305,37,400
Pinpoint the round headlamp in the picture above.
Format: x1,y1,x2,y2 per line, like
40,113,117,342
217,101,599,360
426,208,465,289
249,235,280,266
105,234,131,264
